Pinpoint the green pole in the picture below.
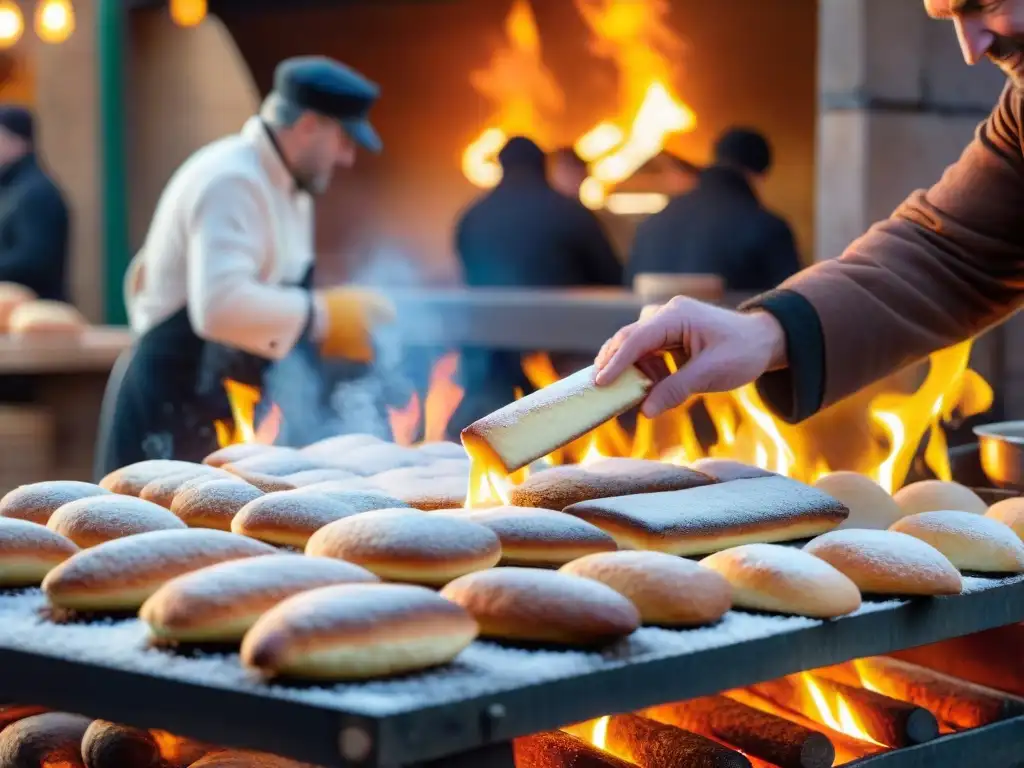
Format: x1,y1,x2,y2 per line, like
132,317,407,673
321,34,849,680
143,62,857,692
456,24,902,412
97,0,130,325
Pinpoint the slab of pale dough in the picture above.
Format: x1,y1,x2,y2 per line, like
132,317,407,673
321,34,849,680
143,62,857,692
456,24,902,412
509,458,714,510
564,475,848,556
461,364,654,474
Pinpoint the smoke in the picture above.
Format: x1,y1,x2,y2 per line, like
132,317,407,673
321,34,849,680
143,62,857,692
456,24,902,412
261,243,451,447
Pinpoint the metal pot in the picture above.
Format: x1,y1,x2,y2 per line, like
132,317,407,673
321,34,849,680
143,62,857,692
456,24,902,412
973,421,1024,490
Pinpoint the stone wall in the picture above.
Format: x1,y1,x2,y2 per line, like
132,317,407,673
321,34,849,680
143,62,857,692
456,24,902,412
815,0,1005,262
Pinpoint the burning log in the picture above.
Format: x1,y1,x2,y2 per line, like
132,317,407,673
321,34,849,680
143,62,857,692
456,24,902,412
564,714,751,768
725,689,886,764
514,731,636,768
750,673,938,749
816,657,1024,729
891,624,1024,696
642,695,834,768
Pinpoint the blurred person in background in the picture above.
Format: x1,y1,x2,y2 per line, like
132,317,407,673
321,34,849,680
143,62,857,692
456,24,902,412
548,145,589,199
594,0,1024,425
0,106,69,302
95,56,395,477
451,136,623,431
626,127,800,292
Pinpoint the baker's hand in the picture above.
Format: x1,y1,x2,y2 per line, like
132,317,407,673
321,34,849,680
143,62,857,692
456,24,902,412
594,296,787,418
314,287,396,363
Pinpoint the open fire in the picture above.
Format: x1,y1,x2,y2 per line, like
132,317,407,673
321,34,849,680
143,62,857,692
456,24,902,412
548,655,1023,767
462,0,697,212
215,337,992,510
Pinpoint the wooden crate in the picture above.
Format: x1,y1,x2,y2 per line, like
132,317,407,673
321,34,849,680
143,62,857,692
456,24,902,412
0,405,54,494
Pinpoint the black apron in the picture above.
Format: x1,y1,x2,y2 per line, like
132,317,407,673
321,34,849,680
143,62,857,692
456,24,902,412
93,270,319,481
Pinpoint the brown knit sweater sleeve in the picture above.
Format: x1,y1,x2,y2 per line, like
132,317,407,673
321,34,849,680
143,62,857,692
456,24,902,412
780,83,1024,410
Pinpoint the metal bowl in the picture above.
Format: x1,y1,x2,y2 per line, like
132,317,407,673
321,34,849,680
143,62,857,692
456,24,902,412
973,421,1024,490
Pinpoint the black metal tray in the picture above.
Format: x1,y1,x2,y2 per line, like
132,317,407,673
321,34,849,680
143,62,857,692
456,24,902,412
0,575,1022,766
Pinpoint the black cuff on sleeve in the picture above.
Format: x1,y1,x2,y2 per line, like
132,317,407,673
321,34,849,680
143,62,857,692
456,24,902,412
301,291,317,339
738,289,825,424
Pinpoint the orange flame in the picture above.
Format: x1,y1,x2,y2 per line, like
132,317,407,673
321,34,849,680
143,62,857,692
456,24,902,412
214,379,282,448
798,673,885,746
462,0,565,187
463,341,991,508
387,352,465,446
463,0,696,210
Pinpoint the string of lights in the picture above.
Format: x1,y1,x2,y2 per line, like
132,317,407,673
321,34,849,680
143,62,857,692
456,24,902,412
0,0,207,48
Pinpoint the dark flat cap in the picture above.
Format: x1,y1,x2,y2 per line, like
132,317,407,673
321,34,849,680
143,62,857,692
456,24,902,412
273,56,381,153
0,105,33,142
714,127,772,175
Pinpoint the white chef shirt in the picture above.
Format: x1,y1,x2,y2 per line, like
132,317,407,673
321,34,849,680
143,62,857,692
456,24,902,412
126,117,315,360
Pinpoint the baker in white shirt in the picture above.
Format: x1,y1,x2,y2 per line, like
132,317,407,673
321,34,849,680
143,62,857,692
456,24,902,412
95,56,395,477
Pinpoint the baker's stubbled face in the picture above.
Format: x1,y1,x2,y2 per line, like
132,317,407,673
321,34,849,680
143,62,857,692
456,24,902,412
925,0,1024,88
293,117,358,195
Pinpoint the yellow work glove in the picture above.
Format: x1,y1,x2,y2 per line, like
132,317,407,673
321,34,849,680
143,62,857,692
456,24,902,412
315,287,397,364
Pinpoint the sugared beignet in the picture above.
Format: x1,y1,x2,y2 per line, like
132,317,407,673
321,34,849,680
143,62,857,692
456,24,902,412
0,517,79,586
700,543,862,618
560,550,731,627
99,460,207,496
0,480,111,525
804,529,962,595
139,467,229,509
47,495,187,548
441,567,640,646
890,510,1024,573
240,583,478,680
232,490,398,548
171,480,264,531
42,529,276,611
305,509,501,586
449,506,617,567
140,554,379,643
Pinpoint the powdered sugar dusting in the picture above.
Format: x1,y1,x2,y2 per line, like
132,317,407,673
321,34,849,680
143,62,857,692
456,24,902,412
0,481,112,524
247,583,465,635
48,496,187,542
567,476,847,536
306,509,501,562
805,529,960,584
174,481,266,526
46,530,276,584
100,461,205,495
702,543,851,581
0,577,1018,717
458,507,616,546
0,517,78,553
234,491,392,535
146,554,378,608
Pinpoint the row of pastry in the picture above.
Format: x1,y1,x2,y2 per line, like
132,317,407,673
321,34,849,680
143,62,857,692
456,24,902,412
0,443,1020,683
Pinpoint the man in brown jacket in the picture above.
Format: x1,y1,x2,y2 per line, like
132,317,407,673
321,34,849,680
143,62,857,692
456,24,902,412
595,0,1024,423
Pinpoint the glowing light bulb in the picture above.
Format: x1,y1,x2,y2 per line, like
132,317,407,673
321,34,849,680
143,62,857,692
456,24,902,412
170,0,207,27
0,0,23,49
35,0,74,44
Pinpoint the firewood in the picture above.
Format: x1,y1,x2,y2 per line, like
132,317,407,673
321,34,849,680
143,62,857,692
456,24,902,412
81,720,163,768
568,714,751,768
643,695,833,768
725,689,885,764
751,674,937,749
818,657,1024,729
891,624,1024,696
514,731,635,768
